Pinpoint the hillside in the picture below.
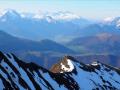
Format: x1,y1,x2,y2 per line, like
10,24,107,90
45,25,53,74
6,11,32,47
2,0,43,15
67,33,120,55
0,30,74,68
0,52,120,89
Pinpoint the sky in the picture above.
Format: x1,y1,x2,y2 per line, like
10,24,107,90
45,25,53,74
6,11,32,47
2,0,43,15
0,0,120,19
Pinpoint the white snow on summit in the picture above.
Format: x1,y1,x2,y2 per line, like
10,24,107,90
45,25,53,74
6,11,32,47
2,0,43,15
60,59,74,73
116,19,120,27
49,11,80,20
103,17,114,22
29,11,80,21
91,61,99,66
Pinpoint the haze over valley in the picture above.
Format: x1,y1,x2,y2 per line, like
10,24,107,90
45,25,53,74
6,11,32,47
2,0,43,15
0,10,120,68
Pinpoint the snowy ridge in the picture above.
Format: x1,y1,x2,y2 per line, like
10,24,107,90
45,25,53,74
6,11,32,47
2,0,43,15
0,52,120,90
0,10,80,21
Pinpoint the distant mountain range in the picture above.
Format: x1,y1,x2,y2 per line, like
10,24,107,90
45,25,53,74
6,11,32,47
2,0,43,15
67,33,120,55
0,10,93,42
0,52,120,90
0,10,120,43
65,32,120,67
0,10,120,68
1,30,120,68
0,10,105,41
0,30,74,68
0,30,74,53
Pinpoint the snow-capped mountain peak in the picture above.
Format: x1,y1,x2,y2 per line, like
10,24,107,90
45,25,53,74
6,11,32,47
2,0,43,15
91,61,100,66
60,56,74,73
109,17,120,28
102,16,120,28
0,9,21,21
2,9,20,18
45,16,54,23
50,56,75,73
103,17,114,22
33,13,44,19
116,19,120,27
32,11,80,21
51,11,80,20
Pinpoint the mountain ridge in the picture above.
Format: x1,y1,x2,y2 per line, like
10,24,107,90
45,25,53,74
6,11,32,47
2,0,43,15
0,30,75,68
0,51,120,90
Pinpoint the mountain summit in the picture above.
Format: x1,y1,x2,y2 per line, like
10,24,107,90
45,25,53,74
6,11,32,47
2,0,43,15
0,51,120,90
0,9,21,21
50,56,75,73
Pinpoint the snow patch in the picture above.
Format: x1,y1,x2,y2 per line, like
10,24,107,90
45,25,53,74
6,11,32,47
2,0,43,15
60,59,74,73
33,14,43,19
103,17,114,22
116,19,120,27
91,62,99,66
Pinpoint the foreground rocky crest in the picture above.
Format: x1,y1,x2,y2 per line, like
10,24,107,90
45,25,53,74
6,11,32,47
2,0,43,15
0,52,120,90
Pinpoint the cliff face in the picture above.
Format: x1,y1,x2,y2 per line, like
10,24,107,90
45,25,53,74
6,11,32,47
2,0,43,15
0,52,120,90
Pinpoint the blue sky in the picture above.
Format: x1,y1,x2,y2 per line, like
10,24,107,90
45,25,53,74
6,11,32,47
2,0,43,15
0,0,120,19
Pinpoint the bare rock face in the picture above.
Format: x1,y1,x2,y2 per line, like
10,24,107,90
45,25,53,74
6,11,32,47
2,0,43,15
50,56,74,73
